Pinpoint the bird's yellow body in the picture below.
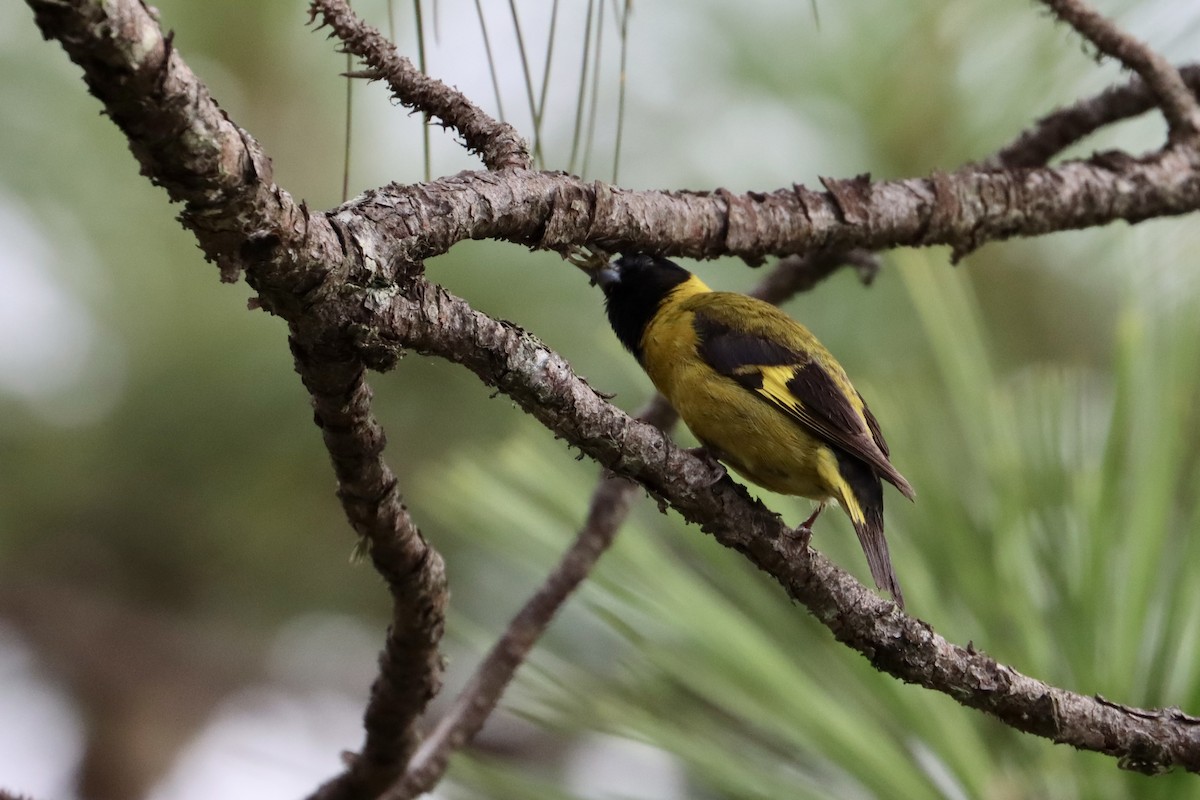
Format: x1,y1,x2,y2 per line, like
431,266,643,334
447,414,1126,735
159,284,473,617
598,254,913,606
640,280,853,501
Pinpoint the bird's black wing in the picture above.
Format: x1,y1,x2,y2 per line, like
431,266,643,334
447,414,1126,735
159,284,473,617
693,313,910,495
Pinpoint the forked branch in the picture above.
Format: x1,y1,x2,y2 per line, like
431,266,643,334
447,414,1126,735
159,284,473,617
21,0,1200,795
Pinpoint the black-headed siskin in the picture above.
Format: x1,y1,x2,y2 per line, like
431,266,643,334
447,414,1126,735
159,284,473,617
596,254,914,607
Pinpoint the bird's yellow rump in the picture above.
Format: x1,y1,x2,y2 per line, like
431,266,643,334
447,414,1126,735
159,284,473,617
597,254,914,607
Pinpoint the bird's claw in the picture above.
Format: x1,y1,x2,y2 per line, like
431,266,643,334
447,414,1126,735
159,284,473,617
791,524,813,551
685,446,728,487
568,245,612,276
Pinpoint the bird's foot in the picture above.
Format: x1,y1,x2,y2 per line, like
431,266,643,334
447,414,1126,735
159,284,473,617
685,446,728,487
777,523,813,562
783,503,824,556
799,503,825,531
790,523,813,552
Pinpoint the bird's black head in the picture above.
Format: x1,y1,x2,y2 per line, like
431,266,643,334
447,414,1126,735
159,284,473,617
596,254,693,360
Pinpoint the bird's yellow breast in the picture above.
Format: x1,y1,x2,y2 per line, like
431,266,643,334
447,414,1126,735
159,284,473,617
638,281,843,501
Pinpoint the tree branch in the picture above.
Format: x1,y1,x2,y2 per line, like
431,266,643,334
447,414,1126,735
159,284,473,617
330,146,1200,272
392,468,643,800
27,0,1200,281
28,1,448,792
23,0,1200,789
308,0,531,171
290,343,447,800
1040,0,1200,144
369,272,1200,775
987,64,1200,169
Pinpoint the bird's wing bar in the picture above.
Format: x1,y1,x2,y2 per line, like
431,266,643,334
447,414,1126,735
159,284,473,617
694,315,911,495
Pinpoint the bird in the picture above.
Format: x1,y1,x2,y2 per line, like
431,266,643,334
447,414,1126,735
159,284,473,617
595,253,914,607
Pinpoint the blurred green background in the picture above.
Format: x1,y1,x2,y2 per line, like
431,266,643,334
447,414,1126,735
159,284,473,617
3,1,1200,798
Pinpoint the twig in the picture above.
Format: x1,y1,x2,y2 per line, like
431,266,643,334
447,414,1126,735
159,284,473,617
388,453,654,799
1040,0,1200,144
309,0,531,170
749,248,880,302
987,63,1200,169
292,345,448,800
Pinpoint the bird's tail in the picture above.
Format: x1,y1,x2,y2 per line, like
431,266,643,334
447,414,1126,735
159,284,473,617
835,453,905,609
852,501,905,609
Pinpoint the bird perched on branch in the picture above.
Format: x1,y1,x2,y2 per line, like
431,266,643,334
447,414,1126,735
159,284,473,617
595,253,914,607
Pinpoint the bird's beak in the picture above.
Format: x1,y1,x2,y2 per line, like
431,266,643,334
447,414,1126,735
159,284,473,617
593,263,620,292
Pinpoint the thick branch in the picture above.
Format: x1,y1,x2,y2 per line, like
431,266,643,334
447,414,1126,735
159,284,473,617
335,150,1200,267
26,0,338,290
28,0,1200,282
365,274,1200,774
308,0,531,170
1041,0,1200,143
28,1,447,792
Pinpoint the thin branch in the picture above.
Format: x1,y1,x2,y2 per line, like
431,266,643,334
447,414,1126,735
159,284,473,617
388,248,868,796
1040,0,1200,144
749,248,880,302
472,0,507,122
291,345,448,800
987,63,1200,169
309,0,531,170
390,464,650,800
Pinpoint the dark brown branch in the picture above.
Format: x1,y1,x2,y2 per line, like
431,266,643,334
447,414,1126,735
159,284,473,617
291,344,447,800
28,2,447,794
308,0,531,171
27,0,1200,280
336,148,1200,268
749,248,880,302
1041,0,1200,144
391,468,644,799
988,64,1200,169
25,0,1200,787
366,273,1200,775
